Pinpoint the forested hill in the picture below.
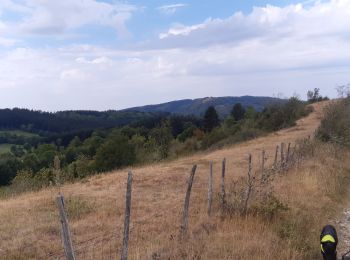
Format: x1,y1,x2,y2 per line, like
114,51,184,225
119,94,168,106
0,109,166,142
123,96,285,118
0,96,284,146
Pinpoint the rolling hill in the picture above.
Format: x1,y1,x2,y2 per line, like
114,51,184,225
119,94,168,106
123,96,285,118
2,101,346,260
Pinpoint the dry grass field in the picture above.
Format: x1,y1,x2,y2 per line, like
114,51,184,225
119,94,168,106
1,100,350,259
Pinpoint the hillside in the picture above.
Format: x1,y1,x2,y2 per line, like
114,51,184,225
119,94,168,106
123,96,285,118
0,96,282,146
1,101,350,259
0,108,165,135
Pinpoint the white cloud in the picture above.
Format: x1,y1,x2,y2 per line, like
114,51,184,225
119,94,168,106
157,3,188,15
158,0,350,48
159,22,206,39
0,0,137,37
0,37,18,47
0,1,350,110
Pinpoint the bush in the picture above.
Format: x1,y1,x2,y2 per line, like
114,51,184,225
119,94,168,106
317,98,350,146
258,97,309,131
94,133,136,172
11,170,35,193
67,155,95,179
33,168,55,188
201,127,227,149
168,138,200,158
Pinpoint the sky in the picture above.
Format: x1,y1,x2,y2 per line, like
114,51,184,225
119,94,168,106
0,0,350,111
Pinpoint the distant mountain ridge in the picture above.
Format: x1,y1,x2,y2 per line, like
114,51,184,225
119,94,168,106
123,96,285,118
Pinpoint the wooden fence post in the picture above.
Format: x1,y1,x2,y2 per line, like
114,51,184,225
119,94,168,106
286,143,291,165
207,162,213,216
261,150,265,183
243,154,253,214
274,145,279,168
121,172,133,260
180,165,197,237
56,195,76,260
221,158,226,208
280,142,285,166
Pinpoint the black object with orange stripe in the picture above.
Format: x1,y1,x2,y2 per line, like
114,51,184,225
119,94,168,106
320,225,338,260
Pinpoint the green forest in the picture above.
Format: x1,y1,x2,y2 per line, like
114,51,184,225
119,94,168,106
0,92,328,195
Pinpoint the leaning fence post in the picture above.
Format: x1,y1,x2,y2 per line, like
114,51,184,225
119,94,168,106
56,195,76,260
274,145,279,168
207,162,213,216
180,165,197,238
221,158,226,208
121,172,133,260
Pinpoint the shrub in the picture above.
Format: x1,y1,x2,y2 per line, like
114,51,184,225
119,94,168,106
201,127,227,149
317,98,350,146
67,155,95,179
11,170,35,193
33,168,55,188
258,97,309,131
94,133,136,172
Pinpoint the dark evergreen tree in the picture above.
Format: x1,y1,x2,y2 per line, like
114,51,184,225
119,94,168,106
203,106,220,132
231,103,246,121
0,154,22,185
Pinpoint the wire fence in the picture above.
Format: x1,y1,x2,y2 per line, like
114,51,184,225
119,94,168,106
1,138,317,260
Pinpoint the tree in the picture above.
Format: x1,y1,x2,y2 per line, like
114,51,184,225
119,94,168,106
0,154,22,185
149,122,173,159
203,106,220,132
94,133,135,172
244,106,257,120
34,144,58,169
231,103,246,121
307,88,325,103
336,84,350,98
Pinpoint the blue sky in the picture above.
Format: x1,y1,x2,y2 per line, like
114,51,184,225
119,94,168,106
1,0,306,48
0,0,349,110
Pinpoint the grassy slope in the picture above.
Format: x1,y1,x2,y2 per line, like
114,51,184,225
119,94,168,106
1,101,349,259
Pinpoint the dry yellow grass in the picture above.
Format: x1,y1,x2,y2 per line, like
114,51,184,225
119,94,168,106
1,100,349,259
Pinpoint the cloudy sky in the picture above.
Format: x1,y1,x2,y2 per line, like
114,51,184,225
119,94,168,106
0,0,349,111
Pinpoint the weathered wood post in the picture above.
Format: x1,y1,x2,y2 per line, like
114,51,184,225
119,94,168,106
243,154,253,214
207,162,213,216
290,143,297,167
56,195,76,260
180,165,197,238
286,143,291,165
221,158,226,208
121,172,133,260
274,145,279,168
261,150,265,183
280,142,285,166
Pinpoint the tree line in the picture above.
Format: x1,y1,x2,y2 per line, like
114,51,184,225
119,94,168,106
0,95,315,193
